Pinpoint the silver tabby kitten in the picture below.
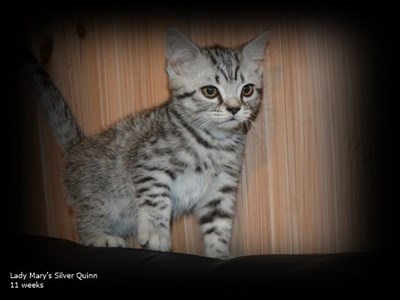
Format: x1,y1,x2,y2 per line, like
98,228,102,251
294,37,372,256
29,28,268,259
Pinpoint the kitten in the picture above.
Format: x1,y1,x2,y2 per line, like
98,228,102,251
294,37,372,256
27,28,268,259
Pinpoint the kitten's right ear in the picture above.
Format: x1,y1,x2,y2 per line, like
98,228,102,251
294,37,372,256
166,27,200,66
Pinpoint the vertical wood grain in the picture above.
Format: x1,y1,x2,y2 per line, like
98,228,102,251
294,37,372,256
22,13,374,255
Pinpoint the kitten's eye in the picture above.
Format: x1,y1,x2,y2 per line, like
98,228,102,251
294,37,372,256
201,86,219,98
241,84,254,97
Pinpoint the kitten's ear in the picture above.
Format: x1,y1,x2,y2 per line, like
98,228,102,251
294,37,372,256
166,27,200,65
242,31,270,61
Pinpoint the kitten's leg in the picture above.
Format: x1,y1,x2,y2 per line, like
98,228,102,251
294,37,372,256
135,187,172,252
196,184,237,259
76,211,127,248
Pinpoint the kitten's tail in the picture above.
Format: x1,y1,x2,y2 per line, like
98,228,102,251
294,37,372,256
22,51,84,149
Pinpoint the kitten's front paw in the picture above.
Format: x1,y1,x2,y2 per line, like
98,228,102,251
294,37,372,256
214,253,231,260
84,235,126,248
205,249,231,260
137,230,171,252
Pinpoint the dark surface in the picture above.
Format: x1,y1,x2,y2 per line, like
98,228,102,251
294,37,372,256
6,234,385,291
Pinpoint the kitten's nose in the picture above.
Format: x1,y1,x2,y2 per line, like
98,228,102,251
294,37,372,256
227,106,240,115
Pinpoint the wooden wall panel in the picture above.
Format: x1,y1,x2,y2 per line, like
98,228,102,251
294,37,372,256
20,13,375,256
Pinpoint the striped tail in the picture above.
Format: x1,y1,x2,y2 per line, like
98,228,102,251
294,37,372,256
23,52,84,149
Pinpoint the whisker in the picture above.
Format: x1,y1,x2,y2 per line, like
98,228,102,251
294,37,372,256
246,118,263,142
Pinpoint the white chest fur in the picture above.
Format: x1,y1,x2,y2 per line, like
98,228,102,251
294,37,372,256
169,141,243,217
170,171,213,216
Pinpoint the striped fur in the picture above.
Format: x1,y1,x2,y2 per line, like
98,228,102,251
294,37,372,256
31,28,268,259
24,52,84,149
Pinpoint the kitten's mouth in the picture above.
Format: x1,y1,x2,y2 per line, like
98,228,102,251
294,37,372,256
228,116,245,123
227,117,239,123
212,114,246,128
223,117,245,127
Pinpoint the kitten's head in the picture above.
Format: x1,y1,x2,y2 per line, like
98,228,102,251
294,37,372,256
166,28,269,132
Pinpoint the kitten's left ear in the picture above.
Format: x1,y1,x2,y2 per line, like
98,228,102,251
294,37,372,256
242,31,270,61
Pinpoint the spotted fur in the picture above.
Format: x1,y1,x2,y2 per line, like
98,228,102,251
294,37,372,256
29,28,268,259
